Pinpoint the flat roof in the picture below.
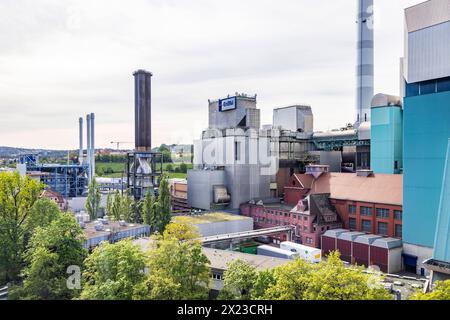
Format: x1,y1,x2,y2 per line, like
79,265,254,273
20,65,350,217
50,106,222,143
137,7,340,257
372,238,403,249
83,221,149,239
132,239,290,271
172,212,251,225
203,247,290,271
337,231,365,241
322,229,349,238
354,234,383,245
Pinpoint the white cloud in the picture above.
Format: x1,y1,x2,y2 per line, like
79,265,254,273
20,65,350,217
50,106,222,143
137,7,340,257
0,0,421,149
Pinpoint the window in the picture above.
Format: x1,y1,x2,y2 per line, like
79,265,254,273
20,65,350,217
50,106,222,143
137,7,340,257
377,222,389,236
376,208,390,219
348,205,357,215
362,220,372,233
420,80,437,95
394,210,402,221
349,218,357,230
293,214,297,219
304,226,308,232
306,238,313,245
360,207,372,217
304,217,308,221
234,142,241,161
437,77,450,92
395,224,402,238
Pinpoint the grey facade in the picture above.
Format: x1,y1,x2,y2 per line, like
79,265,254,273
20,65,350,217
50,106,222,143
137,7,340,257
273,105,314,133
208,94,260,130
188,169,227,210
134,70,153,151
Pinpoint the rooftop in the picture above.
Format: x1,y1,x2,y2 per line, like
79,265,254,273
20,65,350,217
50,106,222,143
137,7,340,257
295,172,403,206
83,220,149,239
203,247,290,271
405,0,450,33
172,212,250,225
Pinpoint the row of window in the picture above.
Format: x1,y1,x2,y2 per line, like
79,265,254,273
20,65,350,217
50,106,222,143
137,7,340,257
406,76,450,97
349,218,402,238
348,205,402,220
264,210,309,221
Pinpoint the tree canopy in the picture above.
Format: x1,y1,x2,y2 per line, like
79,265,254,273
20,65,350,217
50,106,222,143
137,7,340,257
0,171,44,283
411,280,450,300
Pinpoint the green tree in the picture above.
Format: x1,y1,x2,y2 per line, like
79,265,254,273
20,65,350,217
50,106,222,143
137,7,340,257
14,213,86,300
219,260,257,300
80,240,146,300
85,179,101,221
24,198,61,244
0,171,43,283
166,164,173,172
156,176,171,233
111,190,122,221
120,190,133,222
142,190,156,230
105,192,113,217
258,251,392,300
411,280,450,300
136,223,210,300
303,252,391,300
251,269,276,300
179,163,188,174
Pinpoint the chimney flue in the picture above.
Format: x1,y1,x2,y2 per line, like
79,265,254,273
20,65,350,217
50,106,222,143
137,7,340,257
356,0,374,125
133,70,153,151
86,114,91,182
79,117,83,165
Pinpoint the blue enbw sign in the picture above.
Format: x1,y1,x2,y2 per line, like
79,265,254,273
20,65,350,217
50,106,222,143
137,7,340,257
219,97,237,112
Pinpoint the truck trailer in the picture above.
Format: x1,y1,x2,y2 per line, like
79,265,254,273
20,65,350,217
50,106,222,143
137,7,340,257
280,241,322,263
257,245,298,260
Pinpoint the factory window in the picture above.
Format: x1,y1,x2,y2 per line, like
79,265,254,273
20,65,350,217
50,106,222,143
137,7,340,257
376,208,390,219
293,214,297,220
348,205,357,215
360,206,372,217
362,220,372,233
306,238,313,245
304,217,308,221
437,77,450,93
234,142,241,161
304,226,308,232
406,82,420,97
394,210,403,221
395,224,403,238
420,80,437,95
349,218,357,230
377,222,389,236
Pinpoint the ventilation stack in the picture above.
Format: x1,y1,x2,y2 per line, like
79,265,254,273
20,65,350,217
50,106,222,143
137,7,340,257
356,0,374,125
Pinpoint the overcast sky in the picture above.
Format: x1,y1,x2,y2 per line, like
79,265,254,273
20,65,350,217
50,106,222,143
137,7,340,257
0,0,421,150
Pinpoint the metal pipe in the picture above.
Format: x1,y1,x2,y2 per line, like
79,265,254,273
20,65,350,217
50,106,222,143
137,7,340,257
79,117,83,165
86,114,91,182
90,113,95,180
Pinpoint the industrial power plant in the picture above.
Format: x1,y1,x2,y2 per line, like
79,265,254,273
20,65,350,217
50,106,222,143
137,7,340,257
2,0,450,301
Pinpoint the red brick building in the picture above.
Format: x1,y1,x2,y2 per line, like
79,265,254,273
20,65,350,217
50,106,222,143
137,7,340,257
240,194,342,248
284,171,403,239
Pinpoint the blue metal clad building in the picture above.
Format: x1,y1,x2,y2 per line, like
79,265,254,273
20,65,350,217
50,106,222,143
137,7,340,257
401,0,450,274
434,140,450,262
371,99,403,174
403,91,450,248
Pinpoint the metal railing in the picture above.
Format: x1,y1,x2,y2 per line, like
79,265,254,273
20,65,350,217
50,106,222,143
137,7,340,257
198,226,294,244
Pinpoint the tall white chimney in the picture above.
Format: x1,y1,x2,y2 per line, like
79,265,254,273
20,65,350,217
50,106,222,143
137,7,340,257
90,113,95,180
356,0,374,124
79,117,83,165
86,114,91,182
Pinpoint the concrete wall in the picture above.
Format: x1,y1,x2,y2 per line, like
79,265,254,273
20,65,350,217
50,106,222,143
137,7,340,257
187,170,226,210
371,105,403,174
403,243,434,276
195,217,253,237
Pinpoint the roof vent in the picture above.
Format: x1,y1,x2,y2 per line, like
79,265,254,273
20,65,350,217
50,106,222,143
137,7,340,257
357,170,374,177
305,165,330,179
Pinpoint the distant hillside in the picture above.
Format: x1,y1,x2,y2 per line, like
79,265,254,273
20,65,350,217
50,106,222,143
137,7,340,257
0,146,69,158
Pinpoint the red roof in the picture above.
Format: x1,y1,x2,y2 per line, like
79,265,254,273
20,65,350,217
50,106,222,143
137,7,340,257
294,173,403,206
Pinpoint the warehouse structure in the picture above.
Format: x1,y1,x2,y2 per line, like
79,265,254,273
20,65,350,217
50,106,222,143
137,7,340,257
322,230,403,273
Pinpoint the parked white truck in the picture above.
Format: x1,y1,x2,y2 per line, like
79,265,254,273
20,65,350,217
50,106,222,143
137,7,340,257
257,245,298,260
280,241,322,263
